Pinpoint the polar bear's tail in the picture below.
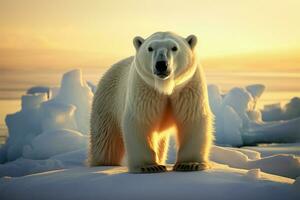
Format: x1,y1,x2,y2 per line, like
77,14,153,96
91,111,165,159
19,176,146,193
88,111,125,166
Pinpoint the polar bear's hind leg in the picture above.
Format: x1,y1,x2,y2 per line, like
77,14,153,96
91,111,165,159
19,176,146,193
88,113,125,166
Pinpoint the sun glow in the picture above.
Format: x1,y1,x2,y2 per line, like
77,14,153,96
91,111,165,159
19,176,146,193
153,125,177,164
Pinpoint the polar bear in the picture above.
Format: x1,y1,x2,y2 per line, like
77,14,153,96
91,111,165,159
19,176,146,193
88,32,213,173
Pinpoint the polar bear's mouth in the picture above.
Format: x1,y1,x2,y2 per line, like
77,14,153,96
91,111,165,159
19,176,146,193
155,72,170,79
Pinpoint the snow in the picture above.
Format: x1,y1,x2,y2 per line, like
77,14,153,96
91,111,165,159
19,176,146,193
22,129,88,160
207,84,222,115
0,69,93,163
211,146,300,179
2,100,44,162
246,84,265,100
222,87,254,122
248,154,300,179
0,158,64,178
245,168,261,180
222,105,243,146
0,162,299,200
1,143,299,179
262,97,300,121
0,69,300,199
244,117,300,145
27,86,51,99
243,143,300,157
87,81,97,94
21,93,48,110
40,101,78,131
207,84,300,146
228,147,261,160
53,69,94,134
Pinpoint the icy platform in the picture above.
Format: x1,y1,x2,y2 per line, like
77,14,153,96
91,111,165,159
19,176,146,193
0,164,299,200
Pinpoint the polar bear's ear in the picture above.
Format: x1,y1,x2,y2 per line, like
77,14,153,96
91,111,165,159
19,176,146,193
186,35,197,50
133,36,145,51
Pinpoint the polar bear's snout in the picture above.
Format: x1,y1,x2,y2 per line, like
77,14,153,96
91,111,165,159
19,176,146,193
154,60,169,78
154,49,170,78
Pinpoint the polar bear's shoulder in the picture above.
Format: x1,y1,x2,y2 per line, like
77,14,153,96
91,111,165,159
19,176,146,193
100,56,133,82
111,56,134,70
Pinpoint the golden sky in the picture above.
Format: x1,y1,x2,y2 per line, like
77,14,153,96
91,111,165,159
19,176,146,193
0,0,300,71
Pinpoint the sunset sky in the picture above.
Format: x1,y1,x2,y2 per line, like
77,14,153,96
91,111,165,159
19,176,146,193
0,0,300,71
0,0,300,128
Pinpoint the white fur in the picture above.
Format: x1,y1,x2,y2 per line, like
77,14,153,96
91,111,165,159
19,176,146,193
88,32,213,173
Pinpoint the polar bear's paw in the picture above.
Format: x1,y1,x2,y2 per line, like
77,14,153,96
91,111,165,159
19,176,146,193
173,162,210,171
138,165,167,173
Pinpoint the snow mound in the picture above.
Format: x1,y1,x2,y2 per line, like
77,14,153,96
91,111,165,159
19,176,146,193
40,101,77,131
228,147,261,160
248,154,300,179
262,97,300,121
222,105,243,146
0,69,93,163
51,148,87,167
243,143,300,157
211,146,249,168
0,149,87,178
22,129,87,160
54,69,93,134
1,96,45,163
244,117,300,145
246,84,265,100
27,86,51,99
21,93,48,110
207,84,222,115
208,83,300,146
0,158,64,177
210,146,300,179
246,168,261,180
87,81,97,94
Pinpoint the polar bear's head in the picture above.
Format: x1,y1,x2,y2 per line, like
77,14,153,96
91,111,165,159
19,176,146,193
133,32,198,95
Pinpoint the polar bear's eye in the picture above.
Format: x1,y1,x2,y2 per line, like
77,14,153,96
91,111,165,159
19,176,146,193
148,47,153,52
171,46,178,51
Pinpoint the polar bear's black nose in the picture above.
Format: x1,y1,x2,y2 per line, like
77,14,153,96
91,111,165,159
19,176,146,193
155,61,168,74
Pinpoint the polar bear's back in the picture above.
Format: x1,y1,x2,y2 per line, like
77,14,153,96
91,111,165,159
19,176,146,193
93,56,133,123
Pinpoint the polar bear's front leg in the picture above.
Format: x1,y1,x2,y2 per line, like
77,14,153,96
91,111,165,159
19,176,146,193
172,88,213,171
174,117,212,171
122,114,167,173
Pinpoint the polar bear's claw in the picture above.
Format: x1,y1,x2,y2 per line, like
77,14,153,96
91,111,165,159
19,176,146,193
140,165,167,173
173,162,209,171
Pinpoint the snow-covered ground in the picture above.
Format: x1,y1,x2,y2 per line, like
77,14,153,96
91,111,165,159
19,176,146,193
1,164,299,200
0,146,299,200
0,69,299,199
